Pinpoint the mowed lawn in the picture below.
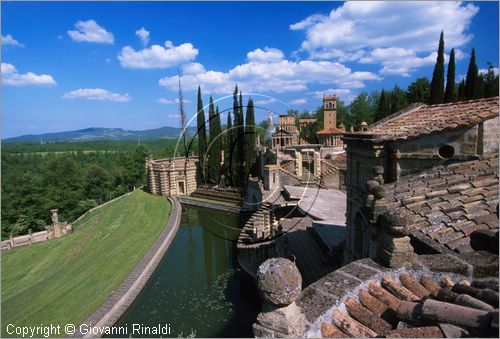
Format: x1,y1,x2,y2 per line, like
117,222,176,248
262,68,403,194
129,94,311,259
1,190,170,337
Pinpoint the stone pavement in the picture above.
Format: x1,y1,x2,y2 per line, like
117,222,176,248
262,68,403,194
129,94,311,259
279,217,339,287
283,185,346,224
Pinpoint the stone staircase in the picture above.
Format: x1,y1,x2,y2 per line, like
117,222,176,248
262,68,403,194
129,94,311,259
239,202,278,244
301,167,318,186
277,166,301,185
191,186,241,204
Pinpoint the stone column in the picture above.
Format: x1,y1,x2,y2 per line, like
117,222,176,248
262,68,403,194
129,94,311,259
314,151,321,177
295,152,302,178
253,258,307,338
51,209,59,224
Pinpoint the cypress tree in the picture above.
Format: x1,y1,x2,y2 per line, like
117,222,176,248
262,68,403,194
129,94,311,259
214,106,222,183
484,63,499,98
225,112,233,184
237,91,245,185
375,90,390,121
457,79,466,101
465,48,479,99
429,31,445,104
444,48,456,103
231,85,242,187
390,85,408,114
207,96,222,184
244,98,256,179
196,86,208,180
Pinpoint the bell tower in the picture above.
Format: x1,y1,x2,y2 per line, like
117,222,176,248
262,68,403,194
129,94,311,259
323,95,337,130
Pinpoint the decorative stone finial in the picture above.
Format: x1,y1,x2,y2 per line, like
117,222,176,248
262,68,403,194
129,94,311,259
378,210,413,237
253,258,307,337
366,180,386,200
373,166,384,175
256,258,302,307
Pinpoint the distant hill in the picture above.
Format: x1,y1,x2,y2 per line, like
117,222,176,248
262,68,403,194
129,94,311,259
3,126,197,143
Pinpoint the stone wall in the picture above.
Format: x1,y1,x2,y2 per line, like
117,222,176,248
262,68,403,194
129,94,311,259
396,126,481,177
479,116,499,155
343,138,387,263
1,224,72,251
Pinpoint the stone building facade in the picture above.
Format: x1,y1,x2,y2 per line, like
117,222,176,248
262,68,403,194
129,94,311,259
145,156,198,196
342,96,499,264
316,95,345,148
272,115,299,150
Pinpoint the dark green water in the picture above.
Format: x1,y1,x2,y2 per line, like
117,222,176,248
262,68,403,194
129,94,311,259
110,205,259,337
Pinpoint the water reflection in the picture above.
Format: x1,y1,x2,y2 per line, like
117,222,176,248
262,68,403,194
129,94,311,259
110,205,258,338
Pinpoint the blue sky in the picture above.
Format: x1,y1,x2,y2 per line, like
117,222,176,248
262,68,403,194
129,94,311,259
2,1,499,138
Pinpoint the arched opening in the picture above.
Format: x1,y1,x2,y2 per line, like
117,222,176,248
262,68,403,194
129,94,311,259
353,213,365,259
438,144,455,159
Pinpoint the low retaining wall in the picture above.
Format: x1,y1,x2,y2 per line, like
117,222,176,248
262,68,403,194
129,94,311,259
178,196,241,213
1,226,72,251
1,191,134,251
72,196,182,338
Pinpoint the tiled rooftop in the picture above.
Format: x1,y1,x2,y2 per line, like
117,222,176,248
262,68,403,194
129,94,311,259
321,272,499,338
348,97,499,141
383,155,499,253
317,127,345,135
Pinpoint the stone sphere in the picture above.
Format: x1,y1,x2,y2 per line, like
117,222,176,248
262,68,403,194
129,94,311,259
366,180,379,192
372,185,387,200
256,258,302,306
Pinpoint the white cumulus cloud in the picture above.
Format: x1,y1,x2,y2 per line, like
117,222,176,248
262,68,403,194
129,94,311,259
159,53,380,95
63,88,130,102
156,98,191,104
479,67,499,76
313,88,356,104
291,1,478,76
1,63,56,86
247,47,284,63
255,98,277,106
67,20,114,44
182,62,206,75
136,27,150,46
290,98,307,105
2,34,24,47
118,41,198,69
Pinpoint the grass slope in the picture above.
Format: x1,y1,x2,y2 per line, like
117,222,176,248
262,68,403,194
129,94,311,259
1,190,170,337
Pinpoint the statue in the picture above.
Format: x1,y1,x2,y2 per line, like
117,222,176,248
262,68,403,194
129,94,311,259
218,174,226,190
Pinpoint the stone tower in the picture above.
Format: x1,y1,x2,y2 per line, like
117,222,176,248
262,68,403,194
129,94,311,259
323,95,337,130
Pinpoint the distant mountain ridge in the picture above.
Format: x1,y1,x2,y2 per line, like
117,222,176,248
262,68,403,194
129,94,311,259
3,126,197,143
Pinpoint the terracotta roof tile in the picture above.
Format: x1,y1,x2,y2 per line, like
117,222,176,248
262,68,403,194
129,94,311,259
347,97,499,141
382,155,498,253
316,127,345,135
321,273,499,338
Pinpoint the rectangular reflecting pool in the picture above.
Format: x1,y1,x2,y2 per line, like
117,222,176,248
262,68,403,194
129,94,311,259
109,205,259,337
